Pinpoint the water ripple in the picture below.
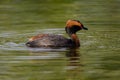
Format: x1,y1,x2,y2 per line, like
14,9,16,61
0,42,67,52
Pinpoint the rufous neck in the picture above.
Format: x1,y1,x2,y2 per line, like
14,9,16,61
70,34,80,47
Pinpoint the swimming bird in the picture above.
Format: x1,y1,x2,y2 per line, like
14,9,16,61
26,20,88,48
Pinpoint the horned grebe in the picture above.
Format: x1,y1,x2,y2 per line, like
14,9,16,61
26,20,88,48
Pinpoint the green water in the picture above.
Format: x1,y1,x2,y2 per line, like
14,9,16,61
0,0,120,80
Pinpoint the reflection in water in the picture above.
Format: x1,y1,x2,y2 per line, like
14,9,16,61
65,48,81,80
26,47,81,80
66,48,80,67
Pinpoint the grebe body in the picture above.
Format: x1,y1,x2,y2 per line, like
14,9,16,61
26,20,88,48
26,34,73,47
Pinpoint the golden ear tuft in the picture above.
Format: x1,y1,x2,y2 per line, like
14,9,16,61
66,20,82,28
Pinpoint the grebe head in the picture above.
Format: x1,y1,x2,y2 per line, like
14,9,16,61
65,20,88,34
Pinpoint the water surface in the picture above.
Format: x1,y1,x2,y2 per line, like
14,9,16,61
0,0,120,80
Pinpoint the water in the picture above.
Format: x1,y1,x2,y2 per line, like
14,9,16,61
0,0,120,80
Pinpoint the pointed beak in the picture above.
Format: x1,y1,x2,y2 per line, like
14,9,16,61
82,26,88,30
